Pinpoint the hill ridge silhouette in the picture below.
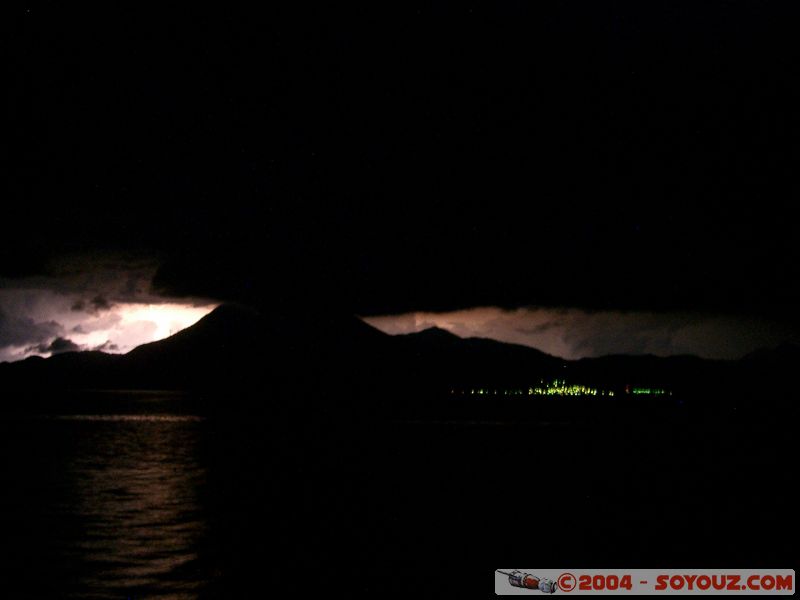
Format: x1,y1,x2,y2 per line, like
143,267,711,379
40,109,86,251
1,303,797,416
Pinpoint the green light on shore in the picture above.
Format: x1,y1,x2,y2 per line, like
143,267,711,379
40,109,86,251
457,380,666,398
631,387,667,395
464,379,613,397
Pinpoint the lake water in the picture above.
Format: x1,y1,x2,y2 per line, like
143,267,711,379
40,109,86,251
1,398,214,597
0,391,794,595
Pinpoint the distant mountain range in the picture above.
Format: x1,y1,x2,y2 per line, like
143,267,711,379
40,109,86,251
1,304,797,414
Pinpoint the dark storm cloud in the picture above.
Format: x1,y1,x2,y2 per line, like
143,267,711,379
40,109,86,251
91,340,119,352
142,208,800,329
44,255,158,301
26,337,81,355
6,0,799,366
8,2,800,322
71,295,114,314
0,307,62,349
91,295,112,311
2,255,160,305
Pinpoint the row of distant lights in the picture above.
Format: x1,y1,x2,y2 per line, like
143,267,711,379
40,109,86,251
451,380,670,397
628,387,670,396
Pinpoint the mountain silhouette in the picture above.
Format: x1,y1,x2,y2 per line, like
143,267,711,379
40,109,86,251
1,304,797,417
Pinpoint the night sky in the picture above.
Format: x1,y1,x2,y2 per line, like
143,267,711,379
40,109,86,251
5,2,799,361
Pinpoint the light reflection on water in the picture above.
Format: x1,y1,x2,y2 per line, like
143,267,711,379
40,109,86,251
45,414,205,423
6,402,213,598
66,417,207,597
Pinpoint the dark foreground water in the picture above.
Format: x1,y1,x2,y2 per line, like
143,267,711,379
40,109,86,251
0,391,795,596
0,395,213,597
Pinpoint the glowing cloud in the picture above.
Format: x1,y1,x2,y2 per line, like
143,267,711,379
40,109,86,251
0,285,217,362
362,306,793,360
69,302,218,354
